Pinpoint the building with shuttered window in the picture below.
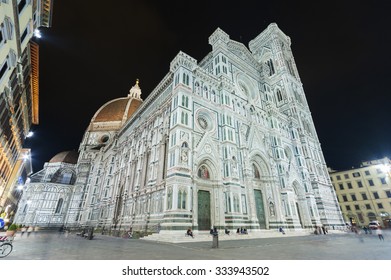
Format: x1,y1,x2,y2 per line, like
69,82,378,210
0,0,53,220
329,157,391,228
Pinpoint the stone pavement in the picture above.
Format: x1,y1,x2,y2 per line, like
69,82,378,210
142,228,315,243
1,229,390,260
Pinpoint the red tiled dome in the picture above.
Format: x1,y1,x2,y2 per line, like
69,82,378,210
49,151,79,164
92,98,142,123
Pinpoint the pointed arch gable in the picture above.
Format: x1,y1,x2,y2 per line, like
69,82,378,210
292,180,305,197
249,152,271,178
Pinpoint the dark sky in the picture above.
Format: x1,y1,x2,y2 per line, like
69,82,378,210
24,0,391,172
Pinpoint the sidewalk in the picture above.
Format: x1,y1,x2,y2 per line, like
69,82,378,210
141,229,345,243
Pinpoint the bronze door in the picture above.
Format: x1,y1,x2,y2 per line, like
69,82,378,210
254,189,266,229
197,190,211,230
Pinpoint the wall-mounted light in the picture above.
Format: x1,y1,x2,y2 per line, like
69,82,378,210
34,29,42,38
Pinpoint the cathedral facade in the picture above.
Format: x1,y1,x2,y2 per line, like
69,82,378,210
17,24,345,233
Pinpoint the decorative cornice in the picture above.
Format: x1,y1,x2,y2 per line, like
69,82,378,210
227,41,261,71
208,28,230,46
169,51,198,73
249,23,291,53
193,67,220,88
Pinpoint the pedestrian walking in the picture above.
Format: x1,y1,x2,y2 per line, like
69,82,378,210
34,226,40,236
376,227,384,241
20,225,27,236
363,226,368,234
27,226,34,237
58,225,65,236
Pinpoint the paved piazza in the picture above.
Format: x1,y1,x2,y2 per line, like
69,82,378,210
2,230,390,260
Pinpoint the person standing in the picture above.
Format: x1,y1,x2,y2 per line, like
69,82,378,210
376,227,384,241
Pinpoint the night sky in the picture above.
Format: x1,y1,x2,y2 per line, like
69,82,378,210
24,0,391,173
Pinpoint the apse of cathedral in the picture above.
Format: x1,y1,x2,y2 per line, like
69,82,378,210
15,24,345,233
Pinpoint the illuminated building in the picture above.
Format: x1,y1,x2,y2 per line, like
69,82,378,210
14,150,78,226
329,157,391,228
0,0,53,217
16,24,345,233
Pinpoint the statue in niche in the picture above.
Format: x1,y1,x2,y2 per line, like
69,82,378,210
269,201,275,216
180,150,188,164
232,163,238,177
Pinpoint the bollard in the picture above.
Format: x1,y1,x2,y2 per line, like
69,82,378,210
212,233,219,248
87,227,94,240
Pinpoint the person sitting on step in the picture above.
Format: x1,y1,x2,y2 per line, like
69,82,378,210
186,228,194,238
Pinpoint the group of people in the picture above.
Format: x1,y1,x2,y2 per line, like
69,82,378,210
236,227,248,234
20,225,37,237
186,227,249,237
314,225,328,235
343,223,385,241
361,226,384,241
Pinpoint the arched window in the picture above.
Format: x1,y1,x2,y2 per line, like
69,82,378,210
158,195,163,212
276,89,283,102
61,172,73,184
181,95,189,107
167,189,173,210
367,212,376,220
194,82,200,94
253,164,260,179
181,111,188,125
198,165,210,179
177,189,187,209
181,142,188,148
266,59,275,76
182,73,189,85
203,86,209,99
233,195,240,212
55,198,63,214
211,90,216,102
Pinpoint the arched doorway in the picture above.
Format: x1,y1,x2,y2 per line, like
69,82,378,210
251,160,269,229
292,182,304,228
196,164,212,230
